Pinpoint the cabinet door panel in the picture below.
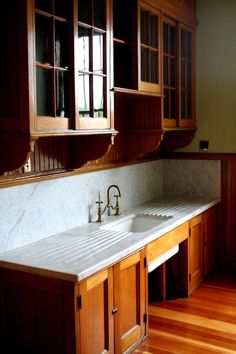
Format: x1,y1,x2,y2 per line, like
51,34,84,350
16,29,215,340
189,215,203,293
203,207,217,278
79,268,114,354
114,250,147,353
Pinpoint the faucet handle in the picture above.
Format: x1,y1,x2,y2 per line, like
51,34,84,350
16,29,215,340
96,199,104,223
114,195,121,216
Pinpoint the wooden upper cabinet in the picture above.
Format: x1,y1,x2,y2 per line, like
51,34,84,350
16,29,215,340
162,18,196,129
32,0,74,132
32,0,113,132
139,2,161,94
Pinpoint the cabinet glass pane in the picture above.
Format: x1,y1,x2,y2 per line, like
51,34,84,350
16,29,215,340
55,21,68,68
187,31,192,60
36,68,52,116
141,47,149,81
78,74,90,117
187,92,191,118
93,32,104,74
163,23,168,53
150,15,157,48
78,27,90,71
35,0,52,13
150,51,158,83
94,76,104,117
54,0,68,18
170,58,176,87
187,63,191,89
35,14,52,64
141,11,148,45
181,30,185,58
170,26,176,55
94,0,105,29
181,90,185,118
181,60,185,89
164,56,168,85
164,88,169,118
56,71,69,117
78,0,90,24
170,90,176,118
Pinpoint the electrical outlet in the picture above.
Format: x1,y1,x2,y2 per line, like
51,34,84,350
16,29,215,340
23,158,31,173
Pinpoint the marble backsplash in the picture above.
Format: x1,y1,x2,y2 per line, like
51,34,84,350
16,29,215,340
0,160,164,253
0,159,221,253
164,160,221,197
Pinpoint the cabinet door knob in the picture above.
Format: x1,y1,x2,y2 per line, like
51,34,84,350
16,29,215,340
112,307,118,314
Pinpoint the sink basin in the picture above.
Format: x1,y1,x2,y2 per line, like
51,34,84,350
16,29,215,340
100,214,172,233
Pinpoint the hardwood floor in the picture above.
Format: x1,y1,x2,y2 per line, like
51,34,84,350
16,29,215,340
135,272,236,353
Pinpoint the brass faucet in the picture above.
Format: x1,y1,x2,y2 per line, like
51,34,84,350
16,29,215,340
95,185,121,222
106,184,121,216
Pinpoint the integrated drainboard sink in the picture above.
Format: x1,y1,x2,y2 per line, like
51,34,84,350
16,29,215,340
101,214,172,233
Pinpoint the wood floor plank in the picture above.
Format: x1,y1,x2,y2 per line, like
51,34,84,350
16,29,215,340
135,272,236,353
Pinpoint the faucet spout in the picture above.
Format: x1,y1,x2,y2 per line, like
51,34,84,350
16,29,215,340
106,185,121,216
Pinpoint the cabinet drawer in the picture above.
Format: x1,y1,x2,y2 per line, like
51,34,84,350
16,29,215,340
146,222,189,264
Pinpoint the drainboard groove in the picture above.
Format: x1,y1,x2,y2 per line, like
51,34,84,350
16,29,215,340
27,229,131,263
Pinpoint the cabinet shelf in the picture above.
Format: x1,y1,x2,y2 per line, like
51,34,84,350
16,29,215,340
113,87,164,98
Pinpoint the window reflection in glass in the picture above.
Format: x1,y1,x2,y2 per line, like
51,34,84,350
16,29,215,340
36,14,52,64
78,74,90,117
55,21,68,68
93,32,104,74
36,68,52,116
78,27,90,71
56,71,69,117
93,76,104,117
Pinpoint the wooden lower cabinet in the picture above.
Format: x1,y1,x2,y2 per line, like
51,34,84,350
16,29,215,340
79,249,147,354
113,249,147,353
0,249,147,354
78,268,114,354
188,214,203,294
203,206,217,278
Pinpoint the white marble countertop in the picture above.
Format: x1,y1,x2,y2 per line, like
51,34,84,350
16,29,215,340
0,196,220,283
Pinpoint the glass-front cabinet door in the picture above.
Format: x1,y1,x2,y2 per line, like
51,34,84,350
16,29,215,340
163,17,177,127
162,19,195,129
34,0,73,131
76,0,111,130
139,2,161,94
179,24,194,127
32,0,112,133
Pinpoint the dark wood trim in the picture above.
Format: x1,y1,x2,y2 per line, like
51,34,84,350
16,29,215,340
161,152,236,160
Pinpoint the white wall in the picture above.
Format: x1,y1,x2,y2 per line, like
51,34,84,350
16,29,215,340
178,0,236,153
